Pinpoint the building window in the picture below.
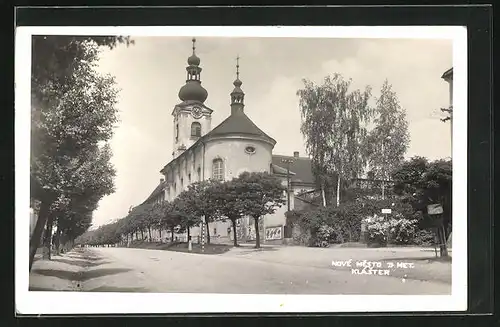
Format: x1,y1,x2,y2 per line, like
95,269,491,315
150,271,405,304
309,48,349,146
197,167,201,181
212,158,224,181
181,178,184,189
191,122,201,137
245,145,256,154
175,124,179,142
188,173,191,183
214,227,217,235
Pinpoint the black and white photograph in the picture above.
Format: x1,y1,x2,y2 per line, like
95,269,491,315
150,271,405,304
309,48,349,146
16,25,467,314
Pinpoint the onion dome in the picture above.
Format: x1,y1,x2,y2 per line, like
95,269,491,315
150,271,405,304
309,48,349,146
177,38,208,103
179,82,208,103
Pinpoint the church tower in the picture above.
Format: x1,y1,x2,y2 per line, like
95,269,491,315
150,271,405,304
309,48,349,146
230,55,245,115
172,38,213,159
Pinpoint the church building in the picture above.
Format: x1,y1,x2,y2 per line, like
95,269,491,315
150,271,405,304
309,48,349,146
139,38,316,244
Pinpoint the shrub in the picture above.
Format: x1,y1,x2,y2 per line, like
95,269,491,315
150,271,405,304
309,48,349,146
413,229,436,246
363,215,388,246
387,217,419,245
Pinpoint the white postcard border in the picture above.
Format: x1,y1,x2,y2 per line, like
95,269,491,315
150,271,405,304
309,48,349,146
15,25,467,314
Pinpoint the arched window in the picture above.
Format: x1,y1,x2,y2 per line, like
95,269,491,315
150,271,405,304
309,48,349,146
191,122,201,137
212,158,224,181
197,167,201,181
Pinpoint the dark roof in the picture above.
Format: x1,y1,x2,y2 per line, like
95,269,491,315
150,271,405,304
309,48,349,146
272,155,315,185
204,111,276,144
142,180,168,205
271,164,296,176
441,67,453,79
161,111,276,175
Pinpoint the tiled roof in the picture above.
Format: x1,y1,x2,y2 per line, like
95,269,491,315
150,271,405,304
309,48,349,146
271,164,296,176
271,155,316,185
160,111,276,175
142,180,168,205
204,111,276,144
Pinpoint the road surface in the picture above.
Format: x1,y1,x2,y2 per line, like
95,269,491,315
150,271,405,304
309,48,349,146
57,246,450,295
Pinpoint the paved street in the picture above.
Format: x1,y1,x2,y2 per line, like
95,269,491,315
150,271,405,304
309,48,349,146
30,246,451,295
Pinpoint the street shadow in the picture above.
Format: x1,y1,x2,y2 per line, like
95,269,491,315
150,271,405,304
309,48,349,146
51,258,111,268
87,286,148,292
233,247,279,255
381,256,452,263
64,255,104,262
31,268,132,282
28,286,64,291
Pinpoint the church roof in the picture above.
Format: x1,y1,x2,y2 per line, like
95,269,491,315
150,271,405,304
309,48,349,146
141,180,168,205
272,154,315,185
204,110,276,144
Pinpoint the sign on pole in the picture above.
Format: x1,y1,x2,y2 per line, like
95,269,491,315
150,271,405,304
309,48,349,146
381,208,392,214
427,204,443,215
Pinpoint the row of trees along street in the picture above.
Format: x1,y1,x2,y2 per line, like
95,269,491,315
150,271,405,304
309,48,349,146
29,36,134,271
294,74,452,257
75,172,286,249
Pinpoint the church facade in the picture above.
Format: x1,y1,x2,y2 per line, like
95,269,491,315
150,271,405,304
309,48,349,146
138,39,316,245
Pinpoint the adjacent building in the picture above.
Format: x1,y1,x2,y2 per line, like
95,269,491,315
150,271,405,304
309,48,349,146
441,67,453,145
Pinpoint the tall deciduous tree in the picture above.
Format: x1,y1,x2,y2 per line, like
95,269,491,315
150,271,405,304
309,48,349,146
392,156,452,257
233,172,286,248
29,36,131,271
297,74,372,207
157,201,180,243
364,80,410,181
179,180,222,244
211,180,244,247
172,195,201,244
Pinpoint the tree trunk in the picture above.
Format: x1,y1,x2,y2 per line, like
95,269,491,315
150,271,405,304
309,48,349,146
54,227,62,255
42,214,54,260
205,221,211,244
171,229,174,243
140,230,144,240
321,185,327,207
29,200,52,271
438,224,449,257
336,175,341,207
187,227,191,244
232,219,238,247
254,217,261,248
159,228,162,241
148,226,152,242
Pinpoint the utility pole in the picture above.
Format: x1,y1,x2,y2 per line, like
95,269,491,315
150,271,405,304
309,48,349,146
381,136,391,200
281,158,294,212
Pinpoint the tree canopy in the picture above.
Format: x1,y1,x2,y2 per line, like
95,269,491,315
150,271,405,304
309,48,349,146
29,35,132,269
364,80,410,180
297,74,373,206
232,172,286,248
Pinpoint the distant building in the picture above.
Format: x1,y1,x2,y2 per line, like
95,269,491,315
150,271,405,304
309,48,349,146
138,39,316,244
441,67,453,146
441,67,453,107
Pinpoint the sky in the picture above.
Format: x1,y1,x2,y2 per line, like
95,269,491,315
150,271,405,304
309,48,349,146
92,36,452,226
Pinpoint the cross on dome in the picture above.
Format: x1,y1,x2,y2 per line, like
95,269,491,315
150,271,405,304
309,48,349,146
187,37,200,66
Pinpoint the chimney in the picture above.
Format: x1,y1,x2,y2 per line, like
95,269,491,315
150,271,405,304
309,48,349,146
293,151,299,158
160,178,165,184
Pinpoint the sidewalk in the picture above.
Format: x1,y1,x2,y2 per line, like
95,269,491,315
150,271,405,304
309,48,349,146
29,248,152,292
29,250,86,291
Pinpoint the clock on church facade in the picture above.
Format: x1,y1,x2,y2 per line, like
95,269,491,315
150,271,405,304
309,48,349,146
192,106,203,119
